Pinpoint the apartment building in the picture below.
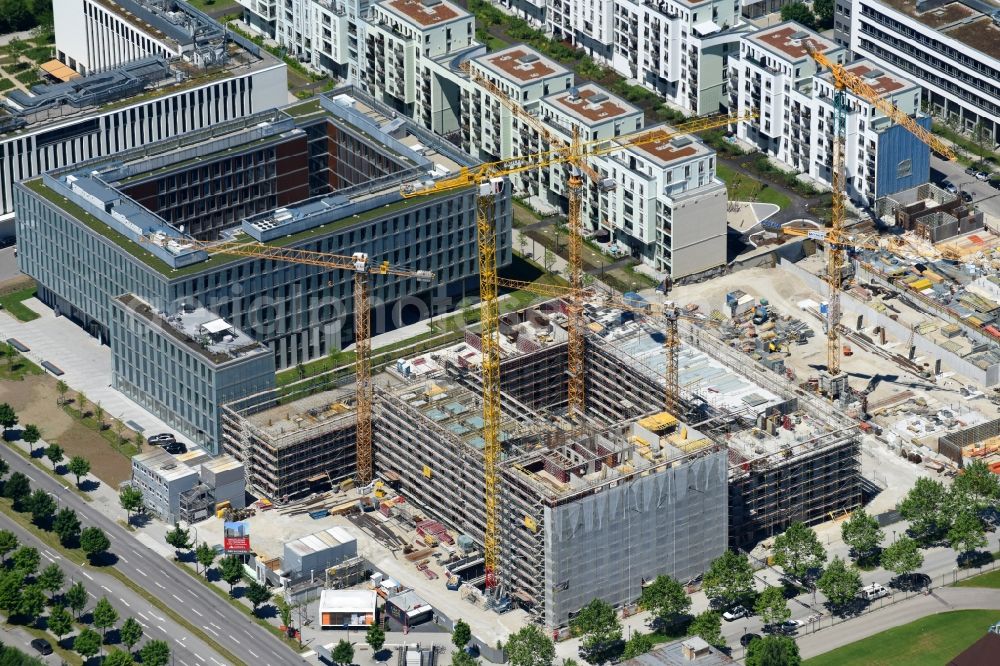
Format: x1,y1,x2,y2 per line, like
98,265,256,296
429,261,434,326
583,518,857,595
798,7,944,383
14,88,510,451
364,0,476,132
849,0,1000,145
0,2,286,237
731,22,930,204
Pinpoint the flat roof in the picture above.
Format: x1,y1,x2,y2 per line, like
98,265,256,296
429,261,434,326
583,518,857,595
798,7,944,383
544,84,639,126
379,0,469,28
286,526,356,556
943,15,1000,60
875,0,977,28
475,46,568,85
747,21,839,62
319,589,377,614
631,130,710,168
821,60,914,97
871,0,1000,59
133,449,197,482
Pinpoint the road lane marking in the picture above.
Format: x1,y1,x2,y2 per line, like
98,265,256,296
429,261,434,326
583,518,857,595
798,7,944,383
203,625,220,637
247,650,258,658
192,608,203,617
210,622,221,630
210,658,224,666
172,594,184,603
194,655,205,663
135,568,147,577
159,625,167,633
154,581,165,589
138,612,150,621
102,586,112,593
119,555,129,563
119,598,131,607
81,571,94,580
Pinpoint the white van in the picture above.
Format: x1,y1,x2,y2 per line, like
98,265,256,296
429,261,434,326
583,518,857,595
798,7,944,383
860,583,889,601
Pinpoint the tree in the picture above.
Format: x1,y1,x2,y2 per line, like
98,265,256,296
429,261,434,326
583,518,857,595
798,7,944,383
53,508,81,547
452,652,479,666
0,572,21,615
12,546,39,577
841,510,883,563
37,563,64,598
104,649,136,666
953,460,1000,507
773,522,827,582
452,619,472,650
119,486,144,524
218,555,244,594
813,0,834,28
65,581,88,619
276,595,294,630
139,639,170,666
780,2,816,28
44,443,63,470
688,611,725,650
518,233,527,257
80,526,111,561
93,596,119,638
165,524,192,554
195,542,216,576
74,627,102,660
703,550,755,608
6,38,27,64
746,635,801,666
816,556,862,609
621,633,654,660
948,508,988,556
47,605,73,644
880,536,924,582
21,423,40,454
0,403,18,436
67,456,90,487
570,598,621,665
113,420,125,448
56,380,68,406
94,403,105,430
331,639,354,666
134,432,144,452
245,580,271,615
4,471,30,508
899,477,950,544
638,574,691,627
506,625,555,666
26,488,55,526
0,457,7,480
0,530,16,563
120,616,143,653
366,623,386,654
754,586,790,626
543,247,555,272
17,584,45,622
76,392,88,417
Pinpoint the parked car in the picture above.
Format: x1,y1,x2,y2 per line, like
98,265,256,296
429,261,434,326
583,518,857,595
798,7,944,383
976,171,991,181
723,605,751,621
30,638,53,656
148,433,176,446
860,583,890,601
961,191,974,202
164,442,187,455
740,633,761,647
965,166,979,176
942,181,958,194
765,619,803,635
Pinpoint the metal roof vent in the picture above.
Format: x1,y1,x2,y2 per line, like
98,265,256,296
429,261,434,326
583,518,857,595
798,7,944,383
518,53,539,64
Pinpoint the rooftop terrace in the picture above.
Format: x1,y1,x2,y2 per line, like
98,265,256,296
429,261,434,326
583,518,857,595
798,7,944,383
747,22,839,61
630,131,711,168
379,0,469,28
476,46,568,85
544,84,639,127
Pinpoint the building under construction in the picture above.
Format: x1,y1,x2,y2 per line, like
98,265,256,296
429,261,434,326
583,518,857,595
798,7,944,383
221,380,357,500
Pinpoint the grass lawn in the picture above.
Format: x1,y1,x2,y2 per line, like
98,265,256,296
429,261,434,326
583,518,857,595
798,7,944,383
955,568,1000,589
184,0,241,10
0,78,13,92
0,353,43,381
717,163,792,209
803,610,1000,666
0,286,40,322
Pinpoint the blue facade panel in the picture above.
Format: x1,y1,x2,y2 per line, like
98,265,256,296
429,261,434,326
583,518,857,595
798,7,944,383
875,115,932,199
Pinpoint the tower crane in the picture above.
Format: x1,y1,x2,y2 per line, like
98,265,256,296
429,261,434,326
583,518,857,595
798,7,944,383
402,111,751,590
805,47,956,390
144,234,434,486
462,61,607,418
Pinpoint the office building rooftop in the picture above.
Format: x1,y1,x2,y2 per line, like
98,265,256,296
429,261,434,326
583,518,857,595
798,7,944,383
874,0,1000,59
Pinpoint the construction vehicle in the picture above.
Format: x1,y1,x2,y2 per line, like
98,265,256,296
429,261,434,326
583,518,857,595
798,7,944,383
143,235,434,486
801,46,956,391
402,110,752,590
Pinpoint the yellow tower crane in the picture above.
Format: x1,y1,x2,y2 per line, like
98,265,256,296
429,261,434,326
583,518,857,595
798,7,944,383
402,112,749,589
144,235,434,486
805,48,955,386
461,61,609,418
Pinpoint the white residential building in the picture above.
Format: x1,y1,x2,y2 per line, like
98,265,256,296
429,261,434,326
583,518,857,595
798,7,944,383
850,0,1000,145
731,22,931,205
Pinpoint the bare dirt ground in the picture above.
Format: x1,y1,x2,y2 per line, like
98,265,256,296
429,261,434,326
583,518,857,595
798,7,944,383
0,374,132,486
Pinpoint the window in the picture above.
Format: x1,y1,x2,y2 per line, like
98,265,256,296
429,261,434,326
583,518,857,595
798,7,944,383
897,159,912,178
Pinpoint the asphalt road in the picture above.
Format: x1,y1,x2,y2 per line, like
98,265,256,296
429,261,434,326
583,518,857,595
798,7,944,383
0,511,222,666
930,156,1000,220
0,449,302,666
